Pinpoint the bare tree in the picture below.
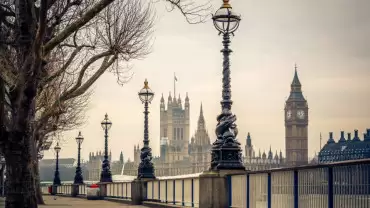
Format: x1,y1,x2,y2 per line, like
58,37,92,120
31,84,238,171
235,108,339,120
33,73,92,204
0,0,211,207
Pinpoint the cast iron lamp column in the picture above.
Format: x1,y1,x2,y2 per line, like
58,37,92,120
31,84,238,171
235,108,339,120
74,131,84,184
53,142,62,185
100,114,113,182
210,0,245,170
137,79,155,179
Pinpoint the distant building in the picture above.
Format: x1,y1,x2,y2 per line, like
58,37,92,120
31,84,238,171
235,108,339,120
86,150,124,181
122,69,316,176
123,95,211,176
111,151,125,175
318,129,370,163
244,133,284,171
189,104,212,173
39,158,88,182
86,151,111,181
284,67,309,166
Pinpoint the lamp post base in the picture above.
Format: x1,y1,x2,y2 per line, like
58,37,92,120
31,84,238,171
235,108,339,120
74,174,84,184
210,136,245,171
100,171,112,183
100,159,112,182
137,164,155,179
53,175,61,186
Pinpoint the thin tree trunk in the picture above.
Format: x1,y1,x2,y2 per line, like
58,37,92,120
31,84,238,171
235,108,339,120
4,133,37,208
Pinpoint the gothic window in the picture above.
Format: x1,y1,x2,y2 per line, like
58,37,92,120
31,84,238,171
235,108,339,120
177,128,180,140
292,152,297,162
173,128,176,140
164,128,167,137
181,128,184,140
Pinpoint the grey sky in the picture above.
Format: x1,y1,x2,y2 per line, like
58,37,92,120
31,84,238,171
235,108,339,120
44,0,370,162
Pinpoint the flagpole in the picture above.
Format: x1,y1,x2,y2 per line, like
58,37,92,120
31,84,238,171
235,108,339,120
174,72,176,98
319,132,322,150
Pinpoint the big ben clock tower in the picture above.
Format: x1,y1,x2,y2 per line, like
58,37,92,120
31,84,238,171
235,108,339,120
285,65,308,166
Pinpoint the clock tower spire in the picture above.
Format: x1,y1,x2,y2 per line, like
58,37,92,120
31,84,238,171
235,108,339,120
284,64,308,167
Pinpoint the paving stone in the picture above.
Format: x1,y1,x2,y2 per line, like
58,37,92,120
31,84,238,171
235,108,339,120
40,195,148,208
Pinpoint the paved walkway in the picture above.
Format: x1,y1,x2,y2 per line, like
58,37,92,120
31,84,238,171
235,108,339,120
40,196,147,207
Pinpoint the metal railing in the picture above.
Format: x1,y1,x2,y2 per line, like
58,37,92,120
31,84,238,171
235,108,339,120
106,182,132,199
41,183,87,195
39,159,370,208
228,159,370,208
146,175,200,207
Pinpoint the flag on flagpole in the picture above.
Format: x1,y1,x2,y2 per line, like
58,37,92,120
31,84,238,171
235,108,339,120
174,75,178,81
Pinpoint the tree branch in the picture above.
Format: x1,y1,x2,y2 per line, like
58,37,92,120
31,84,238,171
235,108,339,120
60,54,117,101
43,0,115,54
164,0,212,24
61,50,112,97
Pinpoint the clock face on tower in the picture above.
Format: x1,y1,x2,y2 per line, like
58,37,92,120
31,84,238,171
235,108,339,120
286,110,292,119
297,110,305,119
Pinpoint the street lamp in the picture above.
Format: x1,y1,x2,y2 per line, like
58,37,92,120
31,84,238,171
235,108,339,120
74,131,84,184
100,114,112,182
137,79,155,179
210,0,245,170
53,142,61,186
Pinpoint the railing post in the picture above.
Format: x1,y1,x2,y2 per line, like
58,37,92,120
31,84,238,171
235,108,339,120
294,170,298,208
145,182,148,200
227,175,232,207
246,174,250,208
328,167,333,208
165,180,168,203
191,179,194,207
173,180,176,205
267,173,271,208
125,183,128,199
158,180,161,201
182,179,185,206
152,181,154,200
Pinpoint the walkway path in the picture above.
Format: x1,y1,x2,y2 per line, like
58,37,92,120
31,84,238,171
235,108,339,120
39,196,147,208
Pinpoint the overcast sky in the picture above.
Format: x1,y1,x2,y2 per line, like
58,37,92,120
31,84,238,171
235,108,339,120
44,0,370,163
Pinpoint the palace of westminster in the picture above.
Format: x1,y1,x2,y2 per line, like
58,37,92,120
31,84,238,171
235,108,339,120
38,67,311,181
121,68,310,176
36,67,369,181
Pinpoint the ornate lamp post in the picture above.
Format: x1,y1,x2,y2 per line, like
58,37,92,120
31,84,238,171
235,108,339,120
53,142,62,185
100,114,112,182
210,0,245,170
74,131,84,184
137,79,155,179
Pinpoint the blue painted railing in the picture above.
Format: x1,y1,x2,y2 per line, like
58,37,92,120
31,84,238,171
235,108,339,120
228,159,370,208
41,159,370,208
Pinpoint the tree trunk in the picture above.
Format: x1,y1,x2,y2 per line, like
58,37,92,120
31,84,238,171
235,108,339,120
34,160,44,205
4,132,37,208
31,129,44,205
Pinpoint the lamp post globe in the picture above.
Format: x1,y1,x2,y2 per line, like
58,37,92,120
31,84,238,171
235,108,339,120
212,0,241,35
138,79,154,103
100,114,112,182
74,131,84,184
210,0,245,171
101,114,112,130
53,142,61,186
137,79,155,179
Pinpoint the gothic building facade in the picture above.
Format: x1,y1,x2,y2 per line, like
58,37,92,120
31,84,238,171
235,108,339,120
285,67,309,166
123,69,310,176
189,104,212,173
123,93,212,176
86,151,124,181
244,132,285,171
